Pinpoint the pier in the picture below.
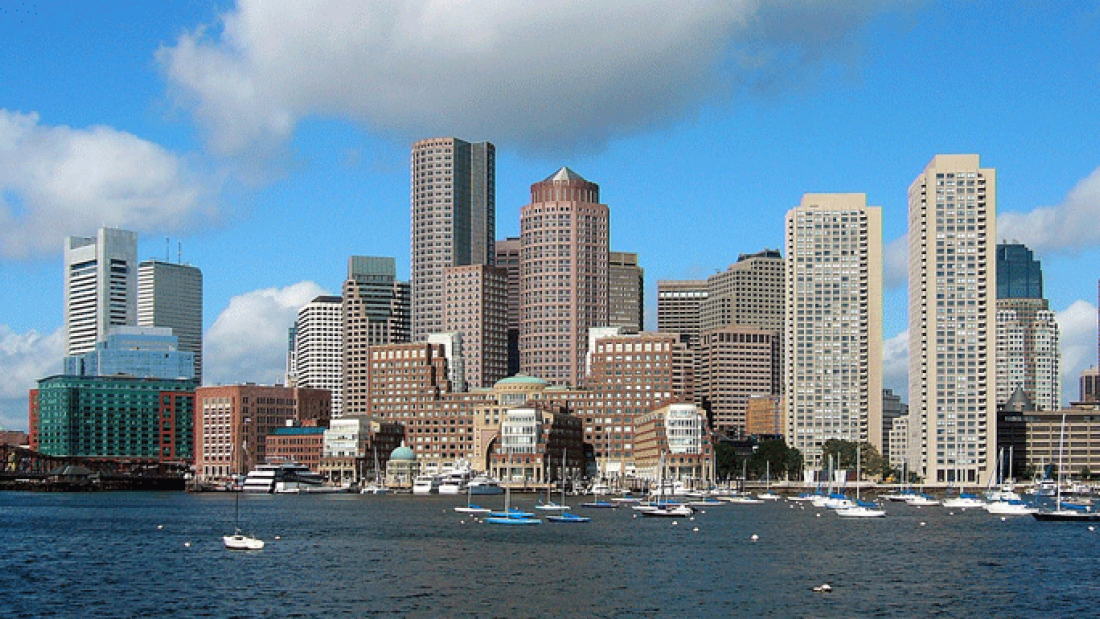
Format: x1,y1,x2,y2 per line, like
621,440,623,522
0,444,189,491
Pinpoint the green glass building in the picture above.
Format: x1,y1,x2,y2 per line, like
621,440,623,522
32,375,197,462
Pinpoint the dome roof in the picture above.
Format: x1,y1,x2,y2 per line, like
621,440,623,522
390,443,416,462
494,374,549,388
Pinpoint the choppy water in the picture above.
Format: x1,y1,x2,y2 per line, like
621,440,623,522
1,491,1098,618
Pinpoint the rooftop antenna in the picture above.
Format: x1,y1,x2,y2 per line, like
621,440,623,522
165,238,170,262
178,242,182,265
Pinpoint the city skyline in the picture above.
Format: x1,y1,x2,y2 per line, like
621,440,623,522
2,1,1099,430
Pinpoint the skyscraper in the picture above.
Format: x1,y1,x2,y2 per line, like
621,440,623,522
520,167,609,386
908,154,997,485
410,137,495,341
995,243,1060,410
656,280,708,349
442,264,508,388
293,295,345,416
495,236,522,375
138,260,203,382
785,193,883,466
64,228,137,356
609,252,644,334
700,249,785,336
342,256,410,416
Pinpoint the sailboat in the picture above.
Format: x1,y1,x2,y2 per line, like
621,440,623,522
454,473,491,515
1033,414,1100,522
757,461,781,501
548,451,590,523
836,445,886,518
360,444,389,494
725,460,763,504
223,488,265,549
537,449,571,511
486,451,541,525
640,452,694,518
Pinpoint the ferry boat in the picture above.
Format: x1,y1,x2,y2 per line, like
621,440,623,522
242,461,326,494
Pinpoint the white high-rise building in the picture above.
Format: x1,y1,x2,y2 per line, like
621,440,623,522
64,228,138,357
138,260,203,382
293,295,345,416
908,154,997,485
785,193,883,467
410,138,495,341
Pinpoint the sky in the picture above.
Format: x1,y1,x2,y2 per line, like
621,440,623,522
2,0,1099,431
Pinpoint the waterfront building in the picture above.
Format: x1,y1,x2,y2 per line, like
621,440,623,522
786,193,883,467
520,167,609,387
656,279,708,349
609,252,644,334
320,415,405,486
909,154,997,484
65,326,194,379
342,256,410,417
137,260,203,382
995,243,1060,410
292,295,344,415
489,405,585,485
442,264,508,388
882,388,908,463
64,227,138,357
746,394,785,439
0,428,29,447
266,423,327,473
495,236,523,376
410,137,495,341
999,396,1100,479
633,403,714,487
888,414,910,471
695,325,780,439
194,384,331,482
385,442,419,490
30,375,196,462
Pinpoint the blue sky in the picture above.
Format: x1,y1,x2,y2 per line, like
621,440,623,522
2,1,1099,430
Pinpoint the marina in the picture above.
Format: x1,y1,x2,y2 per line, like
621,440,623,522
4,490,1100,617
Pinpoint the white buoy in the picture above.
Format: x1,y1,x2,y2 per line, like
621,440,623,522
689,516,695,521
1001,517,1007,522
672,521,679,526
750,534,759,541
1090,526,1096,532
184,542,191,547
813,584,833,593
816,513,821,518
693,527,699,532
274,535,281,540
157,525,163,530
919,522,926,527
949,512,955,516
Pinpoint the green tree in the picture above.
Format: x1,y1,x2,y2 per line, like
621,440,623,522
820,440,887,481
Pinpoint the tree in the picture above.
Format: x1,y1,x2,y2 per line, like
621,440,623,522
748,439,803,481
820,440,887,481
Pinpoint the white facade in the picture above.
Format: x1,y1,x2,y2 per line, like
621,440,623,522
294,296,344,416
138,260,203,382
908,154,997,485
785,194,883,467
64,228,137,356
664,403,705,455
995,302,1060,410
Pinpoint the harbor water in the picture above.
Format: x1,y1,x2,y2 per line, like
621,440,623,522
2,491,1099,617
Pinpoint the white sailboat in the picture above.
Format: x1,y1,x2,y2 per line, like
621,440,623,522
836,446,886,518
536,449,571,511
223,486,265,549
757,461,781,501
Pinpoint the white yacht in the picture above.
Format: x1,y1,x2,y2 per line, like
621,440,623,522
438,462,473,495
242,461,326,494
412,474,441,495
942,493,987,509
985,499,1037,516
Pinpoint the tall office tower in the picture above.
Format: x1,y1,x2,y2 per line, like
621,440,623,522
342,256,411,416
138,260,203,382
700,249,785,335
609,252,644,334
908,155,997,484
495,236,522,375
427,332,466,393
410,137,495,342
695,325,780,438
64,228,138,356
293,296,345,416
520,167,609,386
995,243,1060,410
786,193,883,468
442,264,508,388
656,280,708,349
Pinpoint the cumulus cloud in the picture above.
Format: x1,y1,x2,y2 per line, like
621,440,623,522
1057,300,1097,405
204,282,328,386
0,326,63,431
999,166,1100,254
882,329,908,401
0,110,214,259
158,0,890,155
883,233,908,290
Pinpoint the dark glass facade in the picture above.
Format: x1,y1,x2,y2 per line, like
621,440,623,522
996,243,1043,299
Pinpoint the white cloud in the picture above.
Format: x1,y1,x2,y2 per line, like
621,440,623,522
0,110,214,259
0,326,63,431
883,233,908,290
882,329,908,401
204,282,328,386
1057,300,1097,405
999,166,1100,255
158,0,890,155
